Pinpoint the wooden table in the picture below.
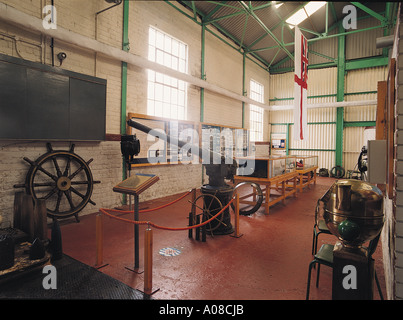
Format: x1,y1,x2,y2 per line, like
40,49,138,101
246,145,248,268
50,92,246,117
234,170,298,215
296,166,318,192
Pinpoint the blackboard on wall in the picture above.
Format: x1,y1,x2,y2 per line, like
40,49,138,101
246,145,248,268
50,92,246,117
0,53,106,141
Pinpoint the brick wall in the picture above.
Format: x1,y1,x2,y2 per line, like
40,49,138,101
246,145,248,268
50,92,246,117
0,0,271,227
394,5,403,300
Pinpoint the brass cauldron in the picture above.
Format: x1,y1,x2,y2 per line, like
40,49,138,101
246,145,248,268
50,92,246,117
320,179,384,248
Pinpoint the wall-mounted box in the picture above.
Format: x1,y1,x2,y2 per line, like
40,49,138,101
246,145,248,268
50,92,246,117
368,140,387,184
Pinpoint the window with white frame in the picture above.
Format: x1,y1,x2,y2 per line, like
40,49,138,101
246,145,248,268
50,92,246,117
147,26,188,120
249,79,264,142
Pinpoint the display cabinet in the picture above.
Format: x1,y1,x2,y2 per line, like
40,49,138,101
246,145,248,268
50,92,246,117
294,155,319,191
296,155,318,171
234,156,298,215
236,156,296,180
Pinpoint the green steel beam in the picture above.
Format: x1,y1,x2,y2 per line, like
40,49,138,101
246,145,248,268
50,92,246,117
190,1,197,20
242,51,246,128
270,61,337,74
344,121,376,127
204,1,227,20
270,54,389,74
205,1,244,11
240,13,249,48
289,148,336,152
121,0,129,135
335,22,345,168
239,1,294,60
252,2,273,11
351,2,387,24
269,90,377,102
329,2,338,22
121,0,129,203
245,2,308,52
204,10,246,25
200,23,206,122
271,122,336,125
345,56,389,71
310,49,336,62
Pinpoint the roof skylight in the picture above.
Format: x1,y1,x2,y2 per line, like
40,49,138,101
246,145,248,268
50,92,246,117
286,1,326,28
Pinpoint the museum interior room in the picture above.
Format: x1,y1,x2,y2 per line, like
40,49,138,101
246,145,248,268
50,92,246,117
0,0,402,305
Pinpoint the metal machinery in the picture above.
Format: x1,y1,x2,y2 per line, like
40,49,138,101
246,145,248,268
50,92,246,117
319,179,384,299
127,119,261,235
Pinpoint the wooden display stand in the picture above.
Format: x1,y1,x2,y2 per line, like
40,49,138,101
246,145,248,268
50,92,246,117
296,166,318,191
234,156,298,215
295,156,318,192
113,173,159,273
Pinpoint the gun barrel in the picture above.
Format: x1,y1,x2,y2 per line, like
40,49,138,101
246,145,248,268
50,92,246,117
127,119,220,161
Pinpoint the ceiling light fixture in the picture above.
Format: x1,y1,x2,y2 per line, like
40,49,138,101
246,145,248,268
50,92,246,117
286,1,326,29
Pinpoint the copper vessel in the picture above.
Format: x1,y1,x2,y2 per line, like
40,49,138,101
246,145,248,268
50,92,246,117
320,179,384,247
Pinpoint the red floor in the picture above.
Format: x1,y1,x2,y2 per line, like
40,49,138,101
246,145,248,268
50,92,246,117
59,177,386,300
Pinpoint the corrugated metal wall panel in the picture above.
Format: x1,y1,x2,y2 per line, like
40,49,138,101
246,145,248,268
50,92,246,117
346,17,384,60
269,72,294,100
269,68,338,171
308,29,338,65
269,110,293,123
289,123,336,150
270,124,287,134
344,66,387,121
344,94,377,122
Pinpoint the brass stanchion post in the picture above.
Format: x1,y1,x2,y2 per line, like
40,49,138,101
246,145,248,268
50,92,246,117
95,212,108,269
231,194,243,238
189,188,196,239
139,224,159,296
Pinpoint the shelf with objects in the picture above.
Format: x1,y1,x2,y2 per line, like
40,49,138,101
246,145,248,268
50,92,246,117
233,155,298,215
295,155,318,191
270,133,287,156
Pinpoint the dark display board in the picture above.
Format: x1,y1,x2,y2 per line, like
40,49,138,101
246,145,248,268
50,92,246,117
0,54,106,141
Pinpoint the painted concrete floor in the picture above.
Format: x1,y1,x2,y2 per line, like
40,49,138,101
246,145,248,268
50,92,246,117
59,176,386,300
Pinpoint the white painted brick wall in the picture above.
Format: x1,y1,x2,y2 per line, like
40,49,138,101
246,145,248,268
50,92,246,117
394,6,403,300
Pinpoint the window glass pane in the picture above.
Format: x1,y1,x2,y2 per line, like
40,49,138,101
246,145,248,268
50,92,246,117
156,72,163,84
149,28,156,45
172,39,179,56
163,103,170,118
156,49,163,64
249,79,264,142
164,36,171,52
148,45,155,62
155,101,163,115
163,86,171,103
156,31,164,48
172,57,178,70
179,43,186,59
155,83,163,101
147,82,155,100
147,100,154,115
148,26,188,120
171,89,178,105
163,52,171,68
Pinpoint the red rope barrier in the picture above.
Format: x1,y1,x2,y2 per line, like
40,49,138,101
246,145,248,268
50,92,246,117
103,190,192,215
99,198,234,231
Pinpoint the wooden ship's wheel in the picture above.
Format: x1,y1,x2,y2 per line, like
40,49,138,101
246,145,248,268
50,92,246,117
14,143,100,221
